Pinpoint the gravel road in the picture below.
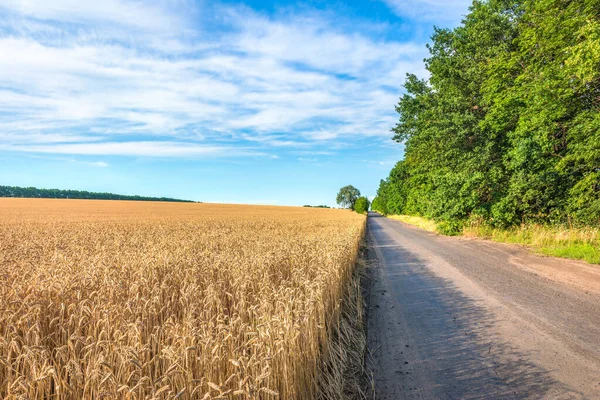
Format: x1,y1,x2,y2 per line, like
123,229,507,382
366,212,600,399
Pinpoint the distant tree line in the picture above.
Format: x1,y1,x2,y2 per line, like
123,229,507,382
303,205,331,208
0,185,193,203
373,0,600,233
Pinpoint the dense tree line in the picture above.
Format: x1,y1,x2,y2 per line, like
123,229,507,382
0,185,193,203
373,0,600,233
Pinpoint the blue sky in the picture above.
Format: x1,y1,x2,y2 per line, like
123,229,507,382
0,0,470,206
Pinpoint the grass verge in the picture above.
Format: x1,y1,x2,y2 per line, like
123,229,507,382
387,215,438,233
464,224,600,264
386,214,600,265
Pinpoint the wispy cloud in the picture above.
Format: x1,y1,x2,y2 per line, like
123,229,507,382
86,160,109,167
25,154,109,168
0,141,260,157
0,0,190,31
297,157,318,163
0,0,432,158
381,0,471,23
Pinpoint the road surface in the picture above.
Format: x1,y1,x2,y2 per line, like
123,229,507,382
366,212,600,399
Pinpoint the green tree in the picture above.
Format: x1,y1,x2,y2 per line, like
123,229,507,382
354,197,370,214
336,185,361,209
371,196,385,214
376,0,600,228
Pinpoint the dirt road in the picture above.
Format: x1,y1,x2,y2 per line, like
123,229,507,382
366,212,600,399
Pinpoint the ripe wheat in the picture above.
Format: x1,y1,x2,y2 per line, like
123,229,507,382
0,199,365,399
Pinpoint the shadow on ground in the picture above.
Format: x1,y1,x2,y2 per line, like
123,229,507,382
366,217,581,399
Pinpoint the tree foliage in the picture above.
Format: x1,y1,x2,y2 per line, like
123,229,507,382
336,185,361,209
0,185,193,202
374,0,600,228
354,197,370,214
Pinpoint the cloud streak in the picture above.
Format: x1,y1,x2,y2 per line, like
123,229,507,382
0,141,260,157
0,0,432,158
381,0,471,22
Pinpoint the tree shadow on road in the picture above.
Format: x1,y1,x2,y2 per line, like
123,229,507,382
366,222,583,400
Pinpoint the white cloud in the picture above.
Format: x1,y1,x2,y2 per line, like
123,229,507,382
88,161,109,167
298,157,318,163
381,0,471,23
0,141,257,158
231,12,423,76
0,0,431,158
69,159,110,168
0,0,189,32
25,154,110,168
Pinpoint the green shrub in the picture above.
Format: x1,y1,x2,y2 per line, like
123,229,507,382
354,197,370,214
436,219,464,236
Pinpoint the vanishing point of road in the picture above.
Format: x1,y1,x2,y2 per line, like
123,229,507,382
366,212,600,399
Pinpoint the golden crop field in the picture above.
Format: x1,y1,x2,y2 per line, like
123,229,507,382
0,199,366,399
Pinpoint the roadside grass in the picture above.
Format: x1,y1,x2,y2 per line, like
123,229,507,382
386,214,600,265
387,215,438,233
464,224,600,264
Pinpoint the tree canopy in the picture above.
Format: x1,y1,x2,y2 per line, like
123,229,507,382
373,0,600,231
336,185,361,209
354,197,370,214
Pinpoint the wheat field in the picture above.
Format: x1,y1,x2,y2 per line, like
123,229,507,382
0,199,366,399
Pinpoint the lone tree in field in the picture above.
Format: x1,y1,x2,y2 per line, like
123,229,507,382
336,185,361,210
